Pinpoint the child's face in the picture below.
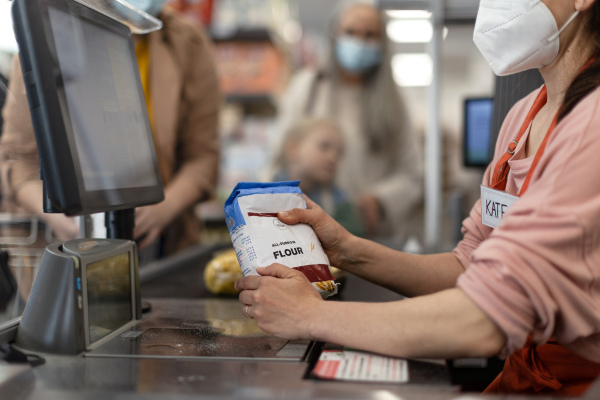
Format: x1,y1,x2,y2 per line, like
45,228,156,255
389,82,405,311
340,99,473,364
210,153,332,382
290,126,345,186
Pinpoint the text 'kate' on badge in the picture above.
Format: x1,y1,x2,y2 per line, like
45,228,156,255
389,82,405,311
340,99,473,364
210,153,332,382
480,185,519,229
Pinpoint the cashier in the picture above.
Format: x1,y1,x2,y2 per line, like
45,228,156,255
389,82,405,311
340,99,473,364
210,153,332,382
235,0,600,395
0,0,220,255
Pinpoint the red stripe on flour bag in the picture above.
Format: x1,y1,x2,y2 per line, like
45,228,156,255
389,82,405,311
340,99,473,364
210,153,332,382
293,264,335,283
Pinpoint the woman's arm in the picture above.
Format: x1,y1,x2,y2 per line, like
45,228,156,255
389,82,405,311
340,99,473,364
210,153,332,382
134,178,205,248
337,237,465,297
236,264,505,359
15,182,79,241
278,198,465,297
0,56,78,241
314,288,505,359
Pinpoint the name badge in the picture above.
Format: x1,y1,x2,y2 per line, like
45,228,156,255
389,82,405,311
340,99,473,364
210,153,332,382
480,185,519,229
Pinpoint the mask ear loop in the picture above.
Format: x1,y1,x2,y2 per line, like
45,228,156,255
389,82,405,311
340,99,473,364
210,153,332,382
548,11,580,42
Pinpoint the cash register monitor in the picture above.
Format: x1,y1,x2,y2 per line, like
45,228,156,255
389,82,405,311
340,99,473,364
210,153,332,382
463,97,494,168
11,0,164,215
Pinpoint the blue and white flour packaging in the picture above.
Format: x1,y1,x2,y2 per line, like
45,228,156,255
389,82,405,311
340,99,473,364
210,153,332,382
224,181,338,298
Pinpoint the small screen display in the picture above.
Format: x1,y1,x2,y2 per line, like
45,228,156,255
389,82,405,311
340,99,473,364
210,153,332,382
465,98,494,167
47,7,159,192
86,252,132,344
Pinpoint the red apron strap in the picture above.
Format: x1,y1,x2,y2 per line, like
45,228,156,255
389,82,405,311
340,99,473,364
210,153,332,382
490,86,548,191
518,115,558,195
491,57,595,194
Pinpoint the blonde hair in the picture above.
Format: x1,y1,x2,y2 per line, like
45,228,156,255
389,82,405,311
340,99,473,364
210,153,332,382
275,118,342,171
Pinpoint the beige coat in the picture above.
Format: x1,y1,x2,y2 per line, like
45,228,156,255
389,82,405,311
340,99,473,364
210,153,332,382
0,9,221,254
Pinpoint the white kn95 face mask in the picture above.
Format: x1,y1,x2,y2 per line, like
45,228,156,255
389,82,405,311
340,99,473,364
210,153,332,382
473,0,579,76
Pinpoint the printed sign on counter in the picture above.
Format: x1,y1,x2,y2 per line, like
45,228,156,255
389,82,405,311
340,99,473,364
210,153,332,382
313,350,409,383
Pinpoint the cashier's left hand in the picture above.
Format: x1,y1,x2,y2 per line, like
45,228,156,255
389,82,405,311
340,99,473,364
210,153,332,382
235,264,322,340
134,203,172,249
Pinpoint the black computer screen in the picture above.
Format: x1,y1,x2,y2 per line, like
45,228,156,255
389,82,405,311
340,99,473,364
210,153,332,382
11,0,164,214
464,98,494,168
48,7,158,192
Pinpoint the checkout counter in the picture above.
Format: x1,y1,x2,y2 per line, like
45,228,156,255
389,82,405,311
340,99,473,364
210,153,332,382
0,236,452,400
4,241,600,400
3,249,600,400
1,0,600,399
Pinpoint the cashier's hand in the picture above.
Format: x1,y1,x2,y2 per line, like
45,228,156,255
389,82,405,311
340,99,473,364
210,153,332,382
135,203,172,249
235,264,322,340
277,196,352,268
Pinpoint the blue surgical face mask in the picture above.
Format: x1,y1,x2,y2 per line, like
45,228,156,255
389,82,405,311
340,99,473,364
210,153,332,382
335,36,382,75
126,0,166,17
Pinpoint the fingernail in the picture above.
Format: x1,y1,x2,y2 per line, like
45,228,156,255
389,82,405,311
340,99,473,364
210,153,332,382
279,211,289,218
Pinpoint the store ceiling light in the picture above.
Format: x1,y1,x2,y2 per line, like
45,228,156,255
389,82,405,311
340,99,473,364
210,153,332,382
387,19,433,43
385,10,432,19
391,53,433,87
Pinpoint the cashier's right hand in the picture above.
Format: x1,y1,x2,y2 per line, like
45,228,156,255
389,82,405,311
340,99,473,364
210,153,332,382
277,196,354,269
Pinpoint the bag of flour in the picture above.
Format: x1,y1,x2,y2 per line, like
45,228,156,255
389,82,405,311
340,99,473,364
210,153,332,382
224,181,338,298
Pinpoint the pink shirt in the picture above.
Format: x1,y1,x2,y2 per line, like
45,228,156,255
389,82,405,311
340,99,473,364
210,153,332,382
454,86,600,361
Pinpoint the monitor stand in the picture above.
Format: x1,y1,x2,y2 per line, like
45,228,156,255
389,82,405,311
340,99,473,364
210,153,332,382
42,179,136,241
105,209,135,241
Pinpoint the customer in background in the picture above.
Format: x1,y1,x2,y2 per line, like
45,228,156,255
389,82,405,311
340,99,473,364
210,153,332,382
272,0,422,241
0,0,221,256
273,118,364,237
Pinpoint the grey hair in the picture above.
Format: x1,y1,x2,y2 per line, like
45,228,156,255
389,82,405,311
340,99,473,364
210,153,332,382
326,0,410,154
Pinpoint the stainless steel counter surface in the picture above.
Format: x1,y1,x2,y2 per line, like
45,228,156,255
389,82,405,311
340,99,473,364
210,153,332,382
0,297,456,400
86,298,306,361
1,297,598,400
4,354,458,399
1,354,590,400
